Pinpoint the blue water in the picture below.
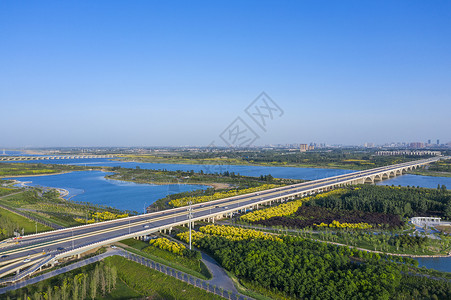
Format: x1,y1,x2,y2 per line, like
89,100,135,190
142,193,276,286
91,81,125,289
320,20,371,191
5,171,207,213
10,158,355,180
4,157,451,272
376,174,451,189
415,257,451,273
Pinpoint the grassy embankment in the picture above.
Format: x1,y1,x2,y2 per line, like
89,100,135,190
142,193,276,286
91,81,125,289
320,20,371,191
0,189,133,229
119,238,211,280
0,162,97,177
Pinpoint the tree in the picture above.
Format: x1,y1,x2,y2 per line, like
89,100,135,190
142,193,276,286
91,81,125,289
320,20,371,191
90,272,97,300
111,266,118,289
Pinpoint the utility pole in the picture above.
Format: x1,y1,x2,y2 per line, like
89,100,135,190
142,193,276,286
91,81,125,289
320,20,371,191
35,222,37,234
188,200,193,250
71,228,74,250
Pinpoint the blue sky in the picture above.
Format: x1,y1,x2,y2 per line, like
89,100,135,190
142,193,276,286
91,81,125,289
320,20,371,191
1,1,450,147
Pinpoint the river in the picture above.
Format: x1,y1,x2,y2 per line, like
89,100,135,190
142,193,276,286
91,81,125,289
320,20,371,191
2,156,451,272
5,170,207,213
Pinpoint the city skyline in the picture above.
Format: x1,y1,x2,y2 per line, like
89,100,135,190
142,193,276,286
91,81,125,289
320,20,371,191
1,1,450,147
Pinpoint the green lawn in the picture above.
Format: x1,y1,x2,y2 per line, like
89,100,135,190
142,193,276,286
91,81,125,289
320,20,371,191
105,255,222,300
0,187,18,197
97,278,142,299
0,207,52,236
119,238,211,279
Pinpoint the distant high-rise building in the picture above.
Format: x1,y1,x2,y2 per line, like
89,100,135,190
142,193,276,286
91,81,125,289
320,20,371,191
410,142,425,149
437,139,440,145
428,139,431,144
300,144,308,152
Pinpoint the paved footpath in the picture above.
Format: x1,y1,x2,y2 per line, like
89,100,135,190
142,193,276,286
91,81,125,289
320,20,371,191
201,252,238,293
162,233,239,294
0,248,253,300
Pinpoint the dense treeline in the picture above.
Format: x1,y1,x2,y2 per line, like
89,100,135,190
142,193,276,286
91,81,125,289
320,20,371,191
306,185,451,219
429,159,451,172
389,234,427,249
254,206,404,229
194,235,451,300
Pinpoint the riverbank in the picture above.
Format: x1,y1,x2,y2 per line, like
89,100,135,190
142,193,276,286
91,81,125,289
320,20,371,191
409,170,451,178
105,176,232,190
6,178,70,198
0,171,73,179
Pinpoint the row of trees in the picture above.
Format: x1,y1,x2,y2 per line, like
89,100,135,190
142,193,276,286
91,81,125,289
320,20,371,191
315,220,372,229
306,185,451,219
240,189,345,222
254,205,404,229
5,261,117,300
193,234,451,300
74,211,129,224
149,237,186,255
169,184,278,207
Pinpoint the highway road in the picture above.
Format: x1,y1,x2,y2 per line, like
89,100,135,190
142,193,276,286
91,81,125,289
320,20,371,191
0,156,446,282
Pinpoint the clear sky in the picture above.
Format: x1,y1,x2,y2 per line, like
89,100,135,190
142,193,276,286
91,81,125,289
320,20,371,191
1,1,450,147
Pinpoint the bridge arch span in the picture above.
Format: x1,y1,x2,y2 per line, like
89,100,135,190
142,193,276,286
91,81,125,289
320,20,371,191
364,177,374,184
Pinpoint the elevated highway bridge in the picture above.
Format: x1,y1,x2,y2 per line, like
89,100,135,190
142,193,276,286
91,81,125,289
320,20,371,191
0,156,447,284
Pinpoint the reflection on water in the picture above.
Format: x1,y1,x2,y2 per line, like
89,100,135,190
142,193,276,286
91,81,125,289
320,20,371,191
6,171,207,213
377,174,451,189
415,256,451,273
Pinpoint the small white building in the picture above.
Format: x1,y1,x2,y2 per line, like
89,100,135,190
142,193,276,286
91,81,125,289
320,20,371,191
411,217,441,226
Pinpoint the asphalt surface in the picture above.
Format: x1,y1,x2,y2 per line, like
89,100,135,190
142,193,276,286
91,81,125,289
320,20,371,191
0,156,444,280
0,248,252,300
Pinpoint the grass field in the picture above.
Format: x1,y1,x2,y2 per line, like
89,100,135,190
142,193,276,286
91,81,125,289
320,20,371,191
105,255,222,300
119,238,211,280
0,187,18,197
0,207,52,235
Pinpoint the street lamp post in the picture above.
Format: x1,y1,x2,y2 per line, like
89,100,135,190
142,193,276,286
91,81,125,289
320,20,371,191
188,200,193,250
